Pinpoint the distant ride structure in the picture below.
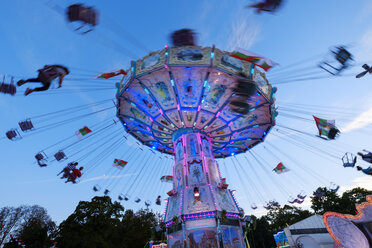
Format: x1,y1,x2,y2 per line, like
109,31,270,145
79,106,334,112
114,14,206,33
115,44,277,247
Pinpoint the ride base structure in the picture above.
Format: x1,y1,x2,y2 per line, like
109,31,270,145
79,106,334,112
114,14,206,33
116,45,276,247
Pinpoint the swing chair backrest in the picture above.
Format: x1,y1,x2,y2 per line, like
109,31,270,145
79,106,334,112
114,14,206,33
93,185,101,192
67,4,98,26
54,151,67,161
19,119,34,132
0,83,16,95
335,47,352,64
35,153,45,161
6,129,21,141
342,153,356,167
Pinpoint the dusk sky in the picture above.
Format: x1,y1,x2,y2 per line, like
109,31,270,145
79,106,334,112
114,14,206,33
1,0,372,223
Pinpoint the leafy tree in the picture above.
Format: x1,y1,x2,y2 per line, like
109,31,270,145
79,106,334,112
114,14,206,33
0,205,55,247
311,187,372,215
120,209,161,248
57,196,124,248
340,187,372,214
266,203,312,231
250,216,275,248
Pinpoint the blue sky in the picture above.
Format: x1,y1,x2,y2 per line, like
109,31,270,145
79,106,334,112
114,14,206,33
1,0,372,223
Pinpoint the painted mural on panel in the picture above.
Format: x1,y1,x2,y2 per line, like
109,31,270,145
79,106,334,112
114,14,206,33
206,85,226,105
188,160,205,185
130,107,146,121
221,227,243,248
141,54,161,70
201,137,212,157
184,186,214,214
207,159,219,184
174,163,184,192
187,134,199,157
168,231,183,248
175,139,184,162
166,194,181,222
215,190,238,212
188,228,218,248
155,81,172,102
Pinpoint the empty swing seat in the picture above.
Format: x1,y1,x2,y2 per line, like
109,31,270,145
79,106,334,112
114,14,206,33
104,189,110,195
0,83,16,95
135,198,141,203
54,151,67,161
118,194,125,201
6,129,21,141
93,185,101,192
19,120,34,132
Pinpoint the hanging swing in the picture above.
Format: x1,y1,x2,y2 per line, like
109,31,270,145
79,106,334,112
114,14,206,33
54,150,67,162
93,185,101,192
288,196,297,204
342,153,357,168
5,129,21,141
118,194,125,201
18,119,34,132
329,182,340,193
297,190,307,200
66,4,98,34
0,76,16,96
250,203,257,210
124,194,130,201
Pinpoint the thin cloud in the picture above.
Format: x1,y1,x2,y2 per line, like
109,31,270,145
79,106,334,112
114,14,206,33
80,173,136,183
339,176,372,193
341,102,372,133
227,14,261,51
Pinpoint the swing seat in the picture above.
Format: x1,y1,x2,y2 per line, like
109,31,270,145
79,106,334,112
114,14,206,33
263,204,271,210
342,153,357,168
93,185,101,192
0,83,16,95
145,200,151,207
124,194,130,201
104,189,110,195
118,195,124,201
67,4,98,34
156,199,161,205
35,153,45,161
19,119,34,132
54,151,67,161
135,198,141,203
251,204,257,210
272,201,279,207
297,191,307,200
6,129,21,141
35,152,47,167
330,185,340,193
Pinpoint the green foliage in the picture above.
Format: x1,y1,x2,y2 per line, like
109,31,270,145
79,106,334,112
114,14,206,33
311,187,372,215
56,196,163,248
1,205,55,248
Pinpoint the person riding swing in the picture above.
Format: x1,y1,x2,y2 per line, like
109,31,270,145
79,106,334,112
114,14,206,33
17,65,69,96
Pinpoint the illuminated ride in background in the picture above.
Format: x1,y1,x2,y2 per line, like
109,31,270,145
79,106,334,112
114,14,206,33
115,31,277,247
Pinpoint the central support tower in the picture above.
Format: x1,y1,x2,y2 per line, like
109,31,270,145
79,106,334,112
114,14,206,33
164,129,245,247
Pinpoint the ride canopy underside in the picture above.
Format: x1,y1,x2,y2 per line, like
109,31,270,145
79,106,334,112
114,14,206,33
116,45,277,158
